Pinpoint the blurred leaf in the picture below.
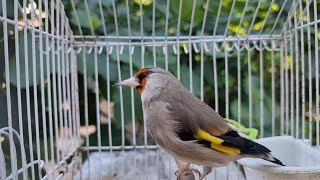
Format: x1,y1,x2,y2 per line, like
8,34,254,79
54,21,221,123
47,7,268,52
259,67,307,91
170,0,205,29
70,9,100,30
91,15,100,30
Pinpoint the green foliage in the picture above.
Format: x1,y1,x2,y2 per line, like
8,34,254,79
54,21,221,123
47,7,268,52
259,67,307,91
1,0,319,150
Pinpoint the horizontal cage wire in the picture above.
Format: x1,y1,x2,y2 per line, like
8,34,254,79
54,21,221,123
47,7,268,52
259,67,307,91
0,0,319,179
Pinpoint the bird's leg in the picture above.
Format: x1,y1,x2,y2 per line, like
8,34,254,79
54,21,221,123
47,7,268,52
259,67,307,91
199,166,212,180
175,159,201,180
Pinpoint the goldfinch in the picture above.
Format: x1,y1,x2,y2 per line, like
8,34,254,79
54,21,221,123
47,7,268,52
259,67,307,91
115,67,284,179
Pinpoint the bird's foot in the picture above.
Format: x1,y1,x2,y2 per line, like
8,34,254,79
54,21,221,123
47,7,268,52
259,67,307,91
198,166,212,180
175,163,201,180
199,174,206,180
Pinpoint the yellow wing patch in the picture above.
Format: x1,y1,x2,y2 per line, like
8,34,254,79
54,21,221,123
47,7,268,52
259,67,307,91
194,129,241,155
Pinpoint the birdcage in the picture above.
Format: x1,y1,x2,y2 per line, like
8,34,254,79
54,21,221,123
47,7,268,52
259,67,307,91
0,0,319,179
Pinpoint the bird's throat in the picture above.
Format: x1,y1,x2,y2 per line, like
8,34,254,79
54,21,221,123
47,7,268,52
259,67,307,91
137,77,148,94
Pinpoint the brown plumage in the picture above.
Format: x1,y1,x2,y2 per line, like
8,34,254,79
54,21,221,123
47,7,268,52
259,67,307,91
115,67,284,179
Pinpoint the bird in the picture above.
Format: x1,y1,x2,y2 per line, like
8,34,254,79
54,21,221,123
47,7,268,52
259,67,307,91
114,66,284,180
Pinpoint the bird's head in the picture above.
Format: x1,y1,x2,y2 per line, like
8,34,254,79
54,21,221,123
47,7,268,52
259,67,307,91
114,67,177,94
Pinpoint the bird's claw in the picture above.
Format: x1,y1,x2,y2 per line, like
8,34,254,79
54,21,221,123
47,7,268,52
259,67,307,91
175,164,201,180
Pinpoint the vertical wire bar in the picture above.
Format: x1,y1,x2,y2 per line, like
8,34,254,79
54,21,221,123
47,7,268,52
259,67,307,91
30,0,42,178
124,0,137,175
38,0,49,170
223,0,236,37
227,45,230,178
306,1,313,142
139,0,144,68
164,0,170,70
111,1,126,176
283,24,289,135
69,16,80,168
188,41,193,93
280,1,298,39
271,47,275,136
285,29,289,135
212,0,222,36
98,0,107,36
152,0,156,67
313,0,319,147
237,44,241,123
51,0,61,164
93,46,102,179
67,14,77,160
110,0,124,144
61,6,70,155
176,0,183,80
139,0,147,174
280,39,285,135
187,0,197,93
199,0,210,101
259,41,264,137
247,0,263,35
111,1,126,177
293,5,300,138
83,0,95,36
69,48,76,169
44,1,55,177
95,0,108,176
82,47,90,178
106,46,114,175
213,49,219,112
289,17,294,136
56,0,65,159
299,0,306,140
248,49,252,128
97,0,108,175
236,0,249,36
69,0,83,36
14,0,27,178
70,15,79,172
269,0,289,36
200,43,204,101
2,0,18,178
22,0,35,178
225,49,229,118
125,0,135,145
69,39,76,168
257,0,275,36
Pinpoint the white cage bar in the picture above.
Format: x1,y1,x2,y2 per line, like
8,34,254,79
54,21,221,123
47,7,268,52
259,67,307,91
0,0,319,179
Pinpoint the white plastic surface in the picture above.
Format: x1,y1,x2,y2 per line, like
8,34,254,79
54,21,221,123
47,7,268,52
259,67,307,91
237,136,320,180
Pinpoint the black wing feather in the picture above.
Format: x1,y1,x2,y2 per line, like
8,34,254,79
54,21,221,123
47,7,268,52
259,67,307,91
218,130,271,154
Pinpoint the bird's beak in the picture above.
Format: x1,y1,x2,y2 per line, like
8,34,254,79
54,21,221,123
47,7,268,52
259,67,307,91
113,76,140,88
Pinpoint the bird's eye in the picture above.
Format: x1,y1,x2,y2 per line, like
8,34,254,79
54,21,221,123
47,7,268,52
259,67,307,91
138,71,152,80
144,71,152,76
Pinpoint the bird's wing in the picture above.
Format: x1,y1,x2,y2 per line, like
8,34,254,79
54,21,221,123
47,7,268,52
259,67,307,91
165,90,270,156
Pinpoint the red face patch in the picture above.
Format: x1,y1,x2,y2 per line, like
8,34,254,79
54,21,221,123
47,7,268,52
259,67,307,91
136,67,152,94
137,77,148,94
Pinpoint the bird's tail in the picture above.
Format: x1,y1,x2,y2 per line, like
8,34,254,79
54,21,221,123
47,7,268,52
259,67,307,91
260,153,285,166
